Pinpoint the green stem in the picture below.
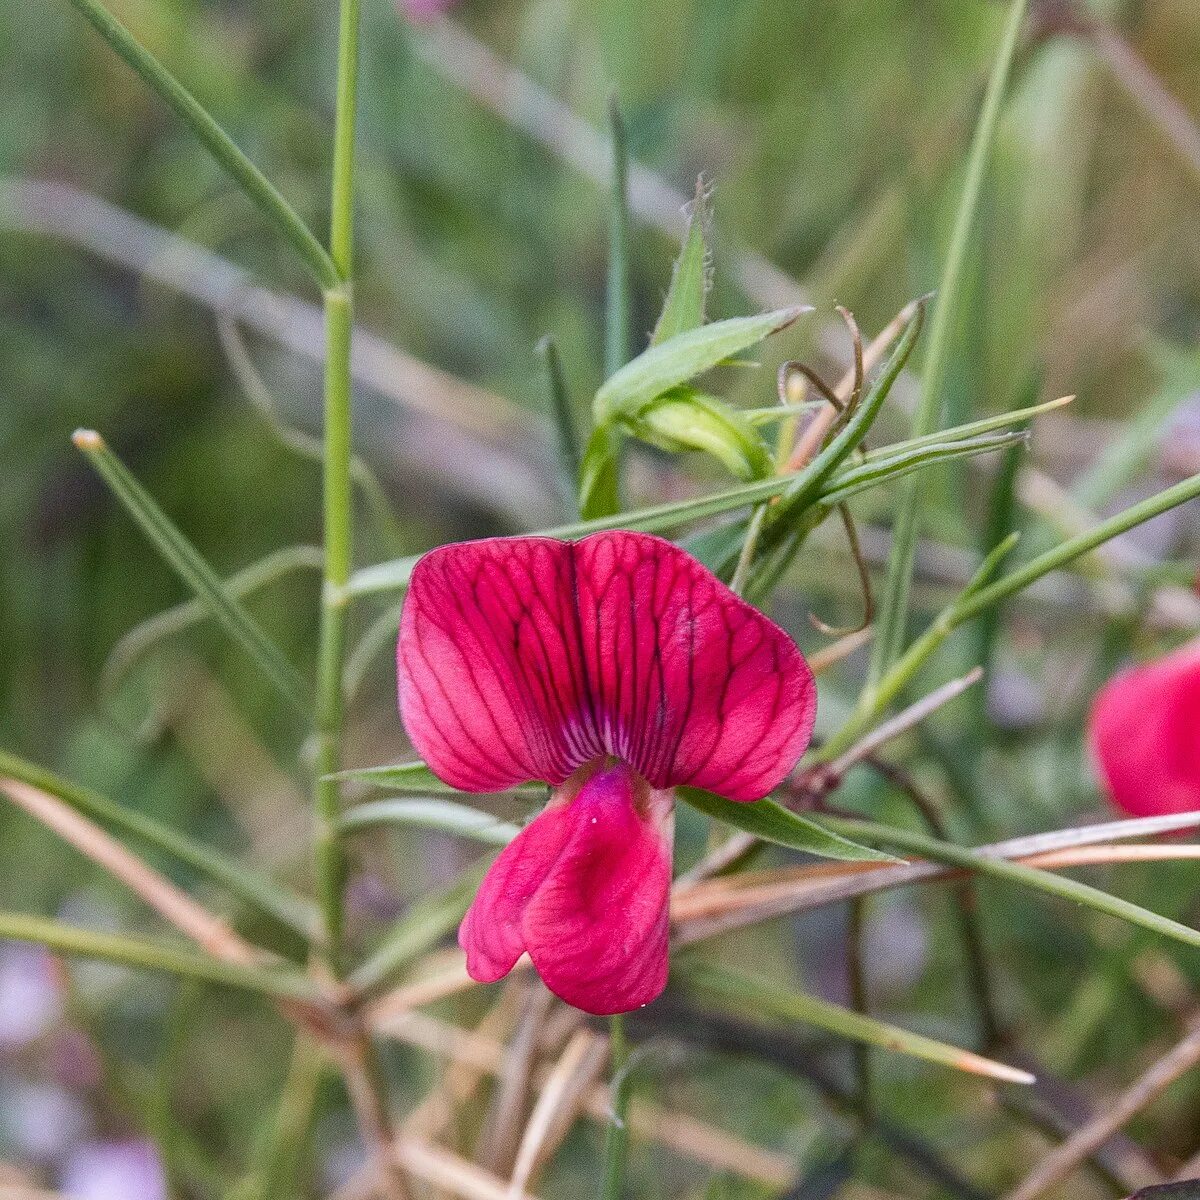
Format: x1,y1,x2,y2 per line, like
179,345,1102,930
820,817,1200,953
314,0,362,973
601,1013,632,1200
315,288,354,967
0,911,319,1000
60,0,338,290
73,431,310,714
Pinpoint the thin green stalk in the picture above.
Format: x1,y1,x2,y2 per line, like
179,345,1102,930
819,817,1200,954
954,471,1200,625
605,97,631,379
315,288,354,966
59,0,338,290
73,431,309,714
313,0,364,974
0,911,320,1000
869,0,1029,689
602,1013,632,1200
728,503,769,595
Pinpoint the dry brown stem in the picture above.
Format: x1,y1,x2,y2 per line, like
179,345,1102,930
1004,1014,1200,1200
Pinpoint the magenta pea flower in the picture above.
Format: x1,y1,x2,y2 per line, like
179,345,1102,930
396,530,816,1014
1088,640,1200,817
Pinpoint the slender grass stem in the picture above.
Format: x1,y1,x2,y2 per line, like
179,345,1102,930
314,0,363,973
601,1013,632,1200
315,287,354,966
0,911,319,1000
59,0,338,290
72,431,310,714
819,817,1200,953
316,8,408,1196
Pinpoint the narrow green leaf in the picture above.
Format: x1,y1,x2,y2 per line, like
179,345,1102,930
74,431,309,714
0,751,319,942
606,97,631,379
339,799,522,845
594,307,809,424
0,910,320,1001
351,860,490,996
870,0,1030,685
821,815,1200,955
578,422,624,521
329,760,543,797
101,545,324,699
677,788,901,863
651,177,712,346
687,963,1034,1085
342,601,403,702
820,431,1027,507
59,0,338,289
859,393,1070,465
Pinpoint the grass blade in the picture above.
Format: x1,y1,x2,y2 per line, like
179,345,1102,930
687,963,1034,1085
651,176,712,345
820,431,1027,506
678,788,901,863
74,430,310,714
821,816,1200,954
0,910,319,1000
329,760,543,797
339,799,522,845
594,308,809,424
0,751,318,941
869,0,1030,685
858,393,1071,465
59,0,338,289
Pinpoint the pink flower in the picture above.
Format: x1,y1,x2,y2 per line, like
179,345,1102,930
1088,641,1200,816
397,531,816,1013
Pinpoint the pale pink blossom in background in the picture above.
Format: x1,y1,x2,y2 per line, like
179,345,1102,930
0,1081,91,1162
0,946,61,1048
61,1140,167,1200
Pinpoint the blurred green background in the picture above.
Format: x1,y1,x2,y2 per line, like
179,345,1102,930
1,0,1199,1196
